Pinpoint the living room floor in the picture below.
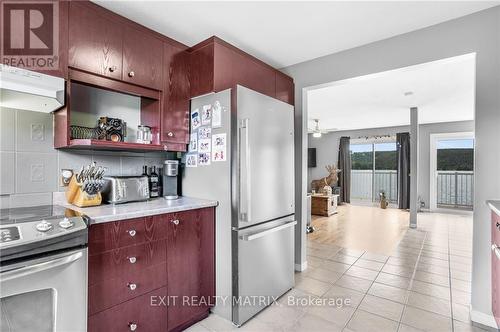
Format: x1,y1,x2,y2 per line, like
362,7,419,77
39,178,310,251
307,204,410,255
188,205,483,332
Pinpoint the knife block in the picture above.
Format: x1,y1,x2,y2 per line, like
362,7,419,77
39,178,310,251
66,175,102,207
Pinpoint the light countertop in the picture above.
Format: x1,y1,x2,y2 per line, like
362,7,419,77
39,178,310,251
487,200,500,216
55,194,218,224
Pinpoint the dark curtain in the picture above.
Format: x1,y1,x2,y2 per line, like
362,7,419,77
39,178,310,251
397,132,410,209
338,136,351,203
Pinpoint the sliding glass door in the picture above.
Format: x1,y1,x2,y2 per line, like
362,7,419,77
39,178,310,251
374,143,398,202
350,144,373,201
350,142,397,203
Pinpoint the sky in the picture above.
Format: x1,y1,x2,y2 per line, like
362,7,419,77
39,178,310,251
350,142,396,153
350,139,473,153
437,139,474,149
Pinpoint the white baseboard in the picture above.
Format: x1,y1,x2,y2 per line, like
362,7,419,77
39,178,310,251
295,261,308,272
470,307,499,329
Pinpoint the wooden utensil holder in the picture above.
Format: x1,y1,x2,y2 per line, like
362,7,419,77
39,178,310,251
66,175,102,207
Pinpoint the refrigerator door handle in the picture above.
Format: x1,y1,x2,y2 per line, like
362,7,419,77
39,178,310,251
239,118,251,222
239,221,297,241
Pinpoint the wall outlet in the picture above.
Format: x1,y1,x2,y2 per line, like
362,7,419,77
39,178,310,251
60,169,74,186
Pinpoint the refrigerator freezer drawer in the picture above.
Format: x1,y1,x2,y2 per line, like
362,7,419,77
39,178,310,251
233,220,295,326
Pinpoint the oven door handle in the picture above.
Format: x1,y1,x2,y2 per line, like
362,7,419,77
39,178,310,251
1,251,83,282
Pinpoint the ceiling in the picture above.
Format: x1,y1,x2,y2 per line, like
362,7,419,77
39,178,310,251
92,1,499,68
307,53,475,133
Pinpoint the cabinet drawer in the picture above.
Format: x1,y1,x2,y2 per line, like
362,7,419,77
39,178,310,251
89,240,166,286
88,286,167,332
89,262,167,315
89,216,167,255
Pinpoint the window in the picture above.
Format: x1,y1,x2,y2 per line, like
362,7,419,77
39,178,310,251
350,144,373,170
374,143,397,170
437,139,473,171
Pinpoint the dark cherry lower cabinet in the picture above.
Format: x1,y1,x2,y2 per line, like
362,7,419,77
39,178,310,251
87,207,215,332
166,208,215,330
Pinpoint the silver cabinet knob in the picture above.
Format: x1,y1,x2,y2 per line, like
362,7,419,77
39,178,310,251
167,132,174,137
492,244,500,260
127,282,137,290
128,257,137,264
171,219,179,225
128,322,137,331
128,71,135,77
127,230,136,237
109,65,117,72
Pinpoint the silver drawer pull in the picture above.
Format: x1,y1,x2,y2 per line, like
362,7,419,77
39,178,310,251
127,282,137,290
128,257,137,264
128,322,137,331
492,244,500,260
127,230,136,237
171,219,179,225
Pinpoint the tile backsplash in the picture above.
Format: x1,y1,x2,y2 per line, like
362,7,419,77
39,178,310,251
0,107,174,209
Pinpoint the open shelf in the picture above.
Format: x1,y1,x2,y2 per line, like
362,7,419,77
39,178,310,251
67,139,167,152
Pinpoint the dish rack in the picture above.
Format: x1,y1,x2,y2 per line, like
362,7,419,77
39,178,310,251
70,125,104,140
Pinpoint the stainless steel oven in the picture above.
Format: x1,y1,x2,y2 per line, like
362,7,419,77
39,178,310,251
1,248,87,332
0,205,88,332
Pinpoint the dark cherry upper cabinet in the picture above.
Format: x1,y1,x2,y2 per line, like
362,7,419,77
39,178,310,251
161,44,190,146
166,208,215,330
68,1,123,79
275,71,295,105
122,26,163,90
189,37,294,105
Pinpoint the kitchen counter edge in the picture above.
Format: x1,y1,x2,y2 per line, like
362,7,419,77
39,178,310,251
62,196,218,224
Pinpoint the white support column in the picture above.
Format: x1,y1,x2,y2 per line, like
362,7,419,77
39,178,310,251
409,107,419,228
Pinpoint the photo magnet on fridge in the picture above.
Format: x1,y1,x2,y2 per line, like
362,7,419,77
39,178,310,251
198,153,211,166
202,104,212,125
186,154,198,167
212,100,222,128
198,127,211,139
198,139,211,153
191,109,201,130
189,133,198,152
211,133,227,162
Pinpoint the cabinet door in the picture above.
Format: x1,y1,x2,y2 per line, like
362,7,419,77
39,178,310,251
161,44,190,145
189,43,215,98
275,71,294,105
214,42,276,98
166,208,215,330
68,2,122,79
122,26,163,90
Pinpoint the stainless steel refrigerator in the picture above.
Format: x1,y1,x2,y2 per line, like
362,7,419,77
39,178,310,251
182,85,295,326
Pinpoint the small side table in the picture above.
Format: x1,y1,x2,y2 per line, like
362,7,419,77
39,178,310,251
311,194,339,216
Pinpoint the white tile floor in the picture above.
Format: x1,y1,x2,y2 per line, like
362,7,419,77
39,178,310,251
187,212,491,331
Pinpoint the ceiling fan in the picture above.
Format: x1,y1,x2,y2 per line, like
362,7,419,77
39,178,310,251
310,119,328,138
